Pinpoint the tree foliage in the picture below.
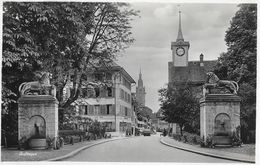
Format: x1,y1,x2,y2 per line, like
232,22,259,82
3,2,138,108
214,4,256,143
158,86,200,135
2,2,138,142
2,2,138,109
214,4,256,86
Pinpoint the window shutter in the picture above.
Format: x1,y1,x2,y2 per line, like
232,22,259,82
100,88,106,97
112,88,115,97
112,105,116,115
79,105,85,115
88,105,94,115
96,106,101,115
101,105,106,115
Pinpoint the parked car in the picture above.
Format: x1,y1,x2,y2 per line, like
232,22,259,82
143,129,151,136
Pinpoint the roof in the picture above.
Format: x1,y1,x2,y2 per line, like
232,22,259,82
169,59,217,84
95,61,135,84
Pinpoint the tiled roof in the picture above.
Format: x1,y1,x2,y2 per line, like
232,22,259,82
169,60,217,84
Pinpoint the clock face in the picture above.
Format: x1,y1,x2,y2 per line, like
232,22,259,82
176,47,185,56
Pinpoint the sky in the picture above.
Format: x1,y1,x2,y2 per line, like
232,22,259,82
116,3,239,113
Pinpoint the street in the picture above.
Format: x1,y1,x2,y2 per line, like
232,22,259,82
65,134,236,162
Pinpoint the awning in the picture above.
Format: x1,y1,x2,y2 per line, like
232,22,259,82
75,98,115,105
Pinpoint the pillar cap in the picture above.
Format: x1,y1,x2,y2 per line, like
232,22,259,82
200,94,241,103
18,95,58,104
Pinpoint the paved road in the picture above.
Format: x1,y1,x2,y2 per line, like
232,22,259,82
65,134,237,162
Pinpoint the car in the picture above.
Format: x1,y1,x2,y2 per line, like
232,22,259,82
143,129,151,136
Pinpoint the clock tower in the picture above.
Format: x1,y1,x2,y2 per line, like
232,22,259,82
171,11,190,67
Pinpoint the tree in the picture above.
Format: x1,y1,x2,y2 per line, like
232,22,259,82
2,2,138,141
214,4,256,85
158,85,200,135
214,4,256,143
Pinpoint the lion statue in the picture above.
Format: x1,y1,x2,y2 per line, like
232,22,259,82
205,72,239,94
19,72,54,96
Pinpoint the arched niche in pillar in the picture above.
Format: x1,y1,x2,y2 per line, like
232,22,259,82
28,115,46,138
214,113,231,136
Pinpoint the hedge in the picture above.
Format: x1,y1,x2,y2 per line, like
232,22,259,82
172,132,200,145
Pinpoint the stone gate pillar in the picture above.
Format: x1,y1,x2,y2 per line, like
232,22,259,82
18,95,58,149
200,94,240,144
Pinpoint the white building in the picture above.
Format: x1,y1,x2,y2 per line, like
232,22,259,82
68,62,135,136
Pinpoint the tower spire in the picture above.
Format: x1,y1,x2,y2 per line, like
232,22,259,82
138,67,143,87
176,10,184,42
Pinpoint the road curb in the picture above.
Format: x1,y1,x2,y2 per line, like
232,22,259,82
160,137,255,163
47,136,133,161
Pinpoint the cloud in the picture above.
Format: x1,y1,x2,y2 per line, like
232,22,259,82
153,4,176,20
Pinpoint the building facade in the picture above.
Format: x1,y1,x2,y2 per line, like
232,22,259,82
65,62,136,136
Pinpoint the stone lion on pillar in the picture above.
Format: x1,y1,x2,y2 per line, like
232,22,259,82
19,72,56,96
204,72,239,95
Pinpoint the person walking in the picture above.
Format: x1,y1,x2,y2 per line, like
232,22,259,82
163,128,167,137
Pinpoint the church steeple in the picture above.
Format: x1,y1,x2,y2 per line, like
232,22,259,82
176,11,184,42
138,68,143,87
136,68,145,106
171,9,190,67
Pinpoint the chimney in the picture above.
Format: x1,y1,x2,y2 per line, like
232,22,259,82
200,53,204,67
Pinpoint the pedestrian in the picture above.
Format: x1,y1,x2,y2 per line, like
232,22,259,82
163,128,167,137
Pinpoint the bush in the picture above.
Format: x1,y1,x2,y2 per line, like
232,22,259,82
232,127,242,147
200,136,205,147
205,134,214,148
89,120,107,138
59,137,64,148
192,135,197,144
59,130,86,145
18,136,29,150
183,135,188,143
172,132,200,145
59,130,85,137
172,134,182,141
46,136,55,149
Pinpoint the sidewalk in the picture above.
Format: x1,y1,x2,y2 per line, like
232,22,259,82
160,136,255,163
1,137,129,161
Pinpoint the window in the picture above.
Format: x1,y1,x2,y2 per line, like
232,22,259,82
106,73,112,80
106,105,112,114
103,122,114,132
123,77,131,89
84,106,88,115
125,107,128,116
95,73,103,81
124,91,127,102
128,94,131,103
94,87,100,97
120,89,124,99
107,87,112,97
